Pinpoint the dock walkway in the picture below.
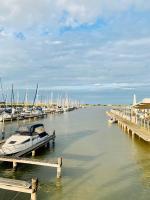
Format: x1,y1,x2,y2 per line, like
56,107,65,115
107,111,150,142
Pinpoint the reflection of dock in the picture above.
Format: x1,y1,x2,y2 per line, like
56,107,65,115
107,110,150,142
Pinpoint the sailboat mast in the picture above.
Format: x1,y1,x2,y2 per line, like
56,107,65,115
32,84,39,108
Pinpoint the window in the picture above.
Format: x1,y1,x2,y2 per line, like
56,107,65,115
39,132,48,138
9,141,16,144
21,139,30,144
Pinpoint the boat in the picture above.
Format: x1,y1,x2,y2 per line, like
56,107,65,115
0,124,49,155
0,111,17,122
108,118,117,124
55,106,64,113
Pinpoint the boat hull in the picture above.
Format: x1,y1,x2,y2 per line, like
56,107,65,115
0,135,49,156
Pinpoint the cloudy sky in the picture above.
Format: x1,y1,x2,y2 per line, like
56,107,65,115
0,0,150,103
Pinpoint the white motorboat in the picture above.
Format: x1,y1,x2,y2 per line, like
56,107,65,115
108,118,117,124
0,111,17,122
55,106,64,113
0,124,49,155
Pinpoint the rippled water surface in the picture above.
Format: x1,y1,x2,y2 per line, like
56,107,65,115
0,107,150,200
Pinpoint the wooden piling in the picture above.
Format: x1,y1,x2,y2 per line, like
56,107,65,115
57,157,62,178
13,161,17,170
32,150,36,157
31,178,38,200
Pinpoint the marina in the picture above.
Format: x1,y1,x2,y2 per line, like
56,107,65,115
0,82,81,123
0,1,149,199
0,107,150,199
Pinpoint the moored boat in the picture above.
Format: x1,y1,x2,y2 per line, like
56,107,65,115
108,118,117,124
0,124,49,155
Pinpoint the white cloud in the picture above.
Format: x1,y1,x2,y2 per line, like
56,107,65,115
0,0,150,29
0,0,150,91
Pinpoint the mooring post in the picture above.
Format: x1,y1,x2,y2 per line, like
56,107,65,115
31,178,38,200
57,157,62,178
46,142,50,149
32,150,36,157
144,119,146,129
52,130,56,146
53,130,55,140
13,161,17,170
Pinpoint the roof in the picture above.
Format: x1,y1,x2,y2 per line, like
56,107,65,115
132,98,150,109
16,124,44,135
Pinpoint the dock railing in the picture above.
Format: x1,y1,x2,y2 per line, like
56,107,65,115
110,108,150,132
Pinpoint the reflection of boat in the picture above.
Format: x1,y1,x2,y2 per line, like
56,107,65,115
108,118,117,124
0,124,49,155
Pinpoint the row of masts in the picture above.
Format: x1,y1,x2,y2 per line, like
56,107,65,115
0,82,81,122
0,81,80,109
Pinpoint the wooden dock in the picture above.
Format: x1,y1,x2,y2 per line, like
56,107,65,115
0,131,62,178
0,156,62,178
0,177,38,200
0,130,63,199
107,110,150,142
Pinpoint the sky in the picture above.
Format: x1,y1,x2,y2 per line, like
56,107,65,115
0,0,150,103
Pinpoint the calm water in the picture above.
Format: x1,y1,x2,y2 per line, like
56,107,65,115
0,107,150,199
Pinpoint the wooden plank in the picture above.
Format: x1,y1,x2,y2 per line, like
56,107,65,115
0,177,31,188
0,156,59,168
0,177,32,194
0,185,32,193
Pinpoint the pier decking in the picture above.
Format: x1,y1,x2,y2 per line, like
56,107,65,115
0,177,38,200
107,110,150,142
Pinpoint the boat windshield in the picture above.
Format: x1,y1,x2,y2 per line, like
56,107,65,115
16,124,45,136
16,126,31,135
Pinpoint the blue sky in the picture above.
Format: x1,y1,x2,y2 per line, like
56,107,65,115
0,0,150,103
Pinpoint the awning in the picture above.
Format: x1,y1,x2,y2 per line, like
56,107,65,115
132,98,150,109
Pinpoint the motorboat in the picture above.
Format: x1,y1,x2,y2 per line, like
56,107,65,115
55,106,64,113
0,124,49,155
0,112,12,122
0,111,17,122
108,118,117,124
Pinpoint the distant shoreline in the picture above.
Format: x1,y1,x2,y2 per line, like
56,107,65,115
83,104,130,107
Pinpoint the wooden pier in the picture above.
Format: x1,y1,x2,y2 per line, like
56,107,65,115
0,177,38,200
0,156,62,178
107,110,150,142
0,130,63,199
0,131,62,178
